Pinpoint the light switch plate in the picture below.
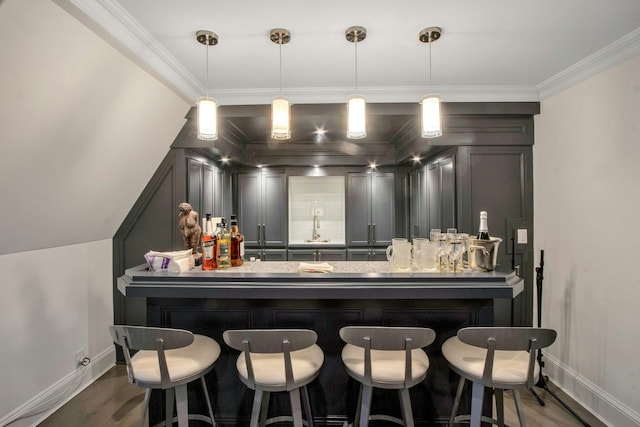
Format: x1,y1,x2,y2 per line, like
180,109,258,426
517,229,528,244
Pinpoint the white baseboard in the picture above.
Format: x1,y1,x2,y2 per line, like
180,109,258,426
0,346,116,427
544,353,640,427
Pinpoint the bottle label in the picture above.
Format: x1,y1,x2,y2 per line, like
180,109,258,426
240,241,245,257
203,239,214,259
220,242,229,256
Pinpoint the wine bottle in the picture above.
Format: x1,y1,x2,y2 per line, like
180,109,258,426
217,218,232,269
201,214,216,270
230,214,244,267
477,211,490,240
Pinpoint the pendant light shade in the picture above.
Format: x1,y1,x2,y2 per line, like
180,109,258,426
345,26,367,139
197,97,218,140
270,29,291,140
419,27,443,139
271,96,291,140
195,30,219,141
420,95,441,138
347,95,366,139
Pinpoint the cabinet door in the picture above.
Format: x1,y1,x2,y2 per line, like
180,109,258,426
347,249,372,261
410,168,427,239
213,167,225,217
317,249,347,261
371,172,395,247
262,172,287,247
346,173,372,246
426,161,441,233
288,249,316,261
237,173,262,246
262,249,288,261
202,164,214,216
426,155,456,232
440,156,456,231
371,248,389,261
187,158,203,217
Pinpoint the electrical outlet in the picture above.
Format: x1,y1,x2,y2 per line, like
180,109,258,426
75,348,87,368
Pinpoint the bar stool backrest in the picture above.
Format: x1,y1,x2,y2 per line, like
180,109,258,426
109,325,194,388
457,327,557,388
340,326,435,351
339,326,435,387
223,329,318,390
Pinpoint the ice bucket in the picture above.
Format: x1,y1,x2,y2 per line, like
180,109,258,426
465,237,502,271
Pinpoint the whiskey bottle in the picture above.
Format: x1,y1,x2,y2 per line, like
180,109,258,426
217,218,232,269
201,214,216,270
230,214,244,267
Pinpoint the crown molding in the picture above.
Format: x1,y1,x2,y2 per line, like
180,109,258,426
57,0,203,102
538,27,640,100
211,85,541,105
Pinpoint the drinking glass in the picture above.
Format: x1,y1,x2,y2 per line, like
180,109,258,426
430,229,441,242
449,237,464,272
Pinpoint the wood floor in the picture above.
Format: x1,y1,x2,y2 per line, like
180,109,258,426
39,365,606,426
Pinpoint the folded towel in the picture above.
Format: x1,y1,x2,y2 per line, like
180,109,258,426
298,262,334,273
145,249,194,272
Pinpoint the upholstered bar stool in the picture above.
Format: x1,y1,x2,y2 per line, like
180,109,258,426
223,329,324,427
108,325,220,427
339,326,436,427
442,327,557,427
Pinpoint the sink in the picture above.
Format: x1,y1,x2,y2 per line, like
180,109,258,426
304,239,331,243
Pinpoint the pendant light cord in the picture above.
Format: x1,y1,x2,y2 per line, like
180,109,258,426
428,33,433,95
205,34,210,99
279,40,283,94
354,31,359,92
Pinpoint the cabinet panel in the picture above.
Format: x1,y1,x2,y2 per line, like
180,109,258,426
202,165,214,216
426,162,441,233
457,146,533,326
262,173,287,246
237,174,262,246
289,249,347,261
213,168,224,217
347,172,394,247
410,168,428,239
346,173,371,246
371,173,395,246
440,156,456,230
426,155,456,232
187,158,202,217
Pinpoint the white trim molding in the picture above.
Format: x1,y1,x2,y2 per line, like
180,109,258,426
544,353,640,427
538,27,640,100
0,346,116,427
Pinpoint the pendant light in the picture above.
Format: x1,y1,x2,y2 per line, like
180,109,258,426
419,27,442,139
196,30,219,141
270,29,291,140
345,26,367,139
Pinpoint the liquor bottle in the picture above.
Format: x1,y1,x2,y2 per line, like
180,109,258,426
230,214,244,267
217,218,232,269
477,211,491,240
201,214,216,270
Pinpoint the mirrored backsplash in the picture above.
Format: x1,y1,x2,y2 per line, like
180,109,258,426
288,176,346,244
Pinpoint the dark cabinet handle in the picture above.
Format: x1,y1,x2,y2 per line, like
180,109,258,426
372,224,376,244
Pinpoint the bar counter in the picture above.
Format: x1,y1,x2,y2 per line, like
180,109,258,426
118,261,523,300
117,261,523,426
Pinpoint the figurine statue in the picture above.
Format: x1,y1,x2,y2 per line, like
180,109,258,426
178,202,202,254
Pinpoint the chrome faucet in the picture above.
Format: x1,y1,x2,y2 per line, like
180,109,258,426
312,214,320,241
